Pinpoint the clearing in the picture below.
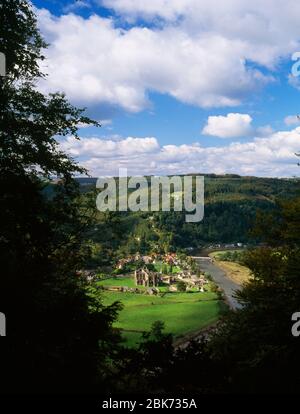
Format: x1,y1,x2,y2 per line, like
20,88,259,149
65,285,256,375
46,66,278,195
98,282,224,347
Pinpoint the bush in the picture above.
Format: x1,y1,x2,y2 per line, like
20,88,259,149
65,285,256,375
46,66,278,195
112,268,123,275
176,280,187,292
204,272,212,281
96,273,106,280
209,282,219,293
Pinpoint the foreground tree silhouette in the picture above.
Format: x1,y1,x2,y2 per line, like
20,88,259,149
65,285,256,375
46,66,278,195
209,198,300,393
154,198,300,394
0,0,122,393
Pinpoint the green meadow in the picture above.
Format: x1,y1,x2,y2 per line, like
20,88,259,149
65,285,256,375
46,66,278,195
97,276,137,288
100,288,224,347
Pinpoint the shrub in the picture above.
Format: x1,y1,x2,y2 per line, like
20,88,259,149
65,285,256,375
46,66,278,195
176,280,187,292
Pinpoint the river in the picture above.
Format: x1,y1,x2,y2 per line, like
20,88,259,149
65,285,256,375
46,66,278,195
193,257,242,310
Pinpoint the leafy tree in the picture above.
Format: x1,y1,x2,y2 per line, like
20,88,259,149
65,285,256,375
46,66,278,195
161,263,168,274
133,197,300,394
0,0,122,393
201,198,300,393
117,321,174,392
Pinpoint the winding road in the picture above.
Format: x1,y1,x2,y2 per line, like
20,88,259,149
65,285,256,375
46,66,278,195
192,256,242,310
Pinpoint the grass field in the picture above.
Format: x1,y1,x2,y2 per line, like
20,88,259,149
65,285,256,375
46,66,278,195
97,276,137,288
101,289,224,347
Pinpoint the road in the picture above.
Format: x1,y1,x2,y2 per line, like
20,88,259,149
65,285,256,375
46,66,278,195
193,257,242,310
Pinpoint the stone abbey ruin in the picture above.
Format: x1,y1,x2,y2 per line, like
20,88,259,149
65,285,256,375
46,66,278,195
134,267,161,287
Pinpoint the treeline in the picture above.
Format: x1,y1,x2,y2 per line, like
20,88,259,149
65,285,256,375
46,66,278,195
82,176,298,266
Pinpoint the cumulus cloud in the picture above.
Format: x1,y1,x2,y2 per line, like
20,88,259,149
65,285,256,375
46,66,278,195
36,3,284,113
100,0,190,21
60,127,300,177
284,115,300,126
202,113,253,138
61,136,160,158
256,125,274,136
101,0,300,68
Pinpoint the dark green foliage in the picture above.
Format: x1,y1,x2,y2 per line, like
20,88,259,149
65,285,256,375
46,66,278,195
0,0,121,393
156,197,300,394
176,280,187,292
216,250,245,263
82,176,299,265
118,198,300,394
116,321,175,392
2,1,300,395
0,0,47,80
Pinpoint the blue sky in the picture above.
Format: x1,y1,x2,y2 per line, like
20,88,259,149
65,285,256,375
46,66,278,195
32,0,300,176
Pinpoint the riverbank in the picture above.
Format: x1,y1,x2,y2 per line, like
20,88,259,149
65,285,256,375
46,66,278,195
193,257,242,309
209,252,251,285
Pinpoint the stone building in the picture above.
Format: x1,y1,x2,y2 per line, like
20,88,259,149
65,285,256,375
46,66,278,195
134,267,160,287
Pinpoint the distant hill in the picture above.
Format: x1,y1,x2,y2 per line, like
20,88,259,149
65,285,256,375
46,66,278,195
82,175,300,260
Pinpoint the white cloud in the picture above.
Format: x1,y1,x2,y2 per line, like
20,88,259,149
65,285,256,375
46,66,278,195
100,0,190,21
202,113,253,138
100,119,113,126
37,4,280,112
61,136,159,158
63,1,91,13
77,118,112,128
60,127,300,177
102,0,300,68
256,125,274,136
284,115,300,126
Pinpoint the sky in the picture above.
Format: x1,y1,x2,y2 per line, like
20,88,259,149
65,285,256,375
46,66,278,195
31,0,300,177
